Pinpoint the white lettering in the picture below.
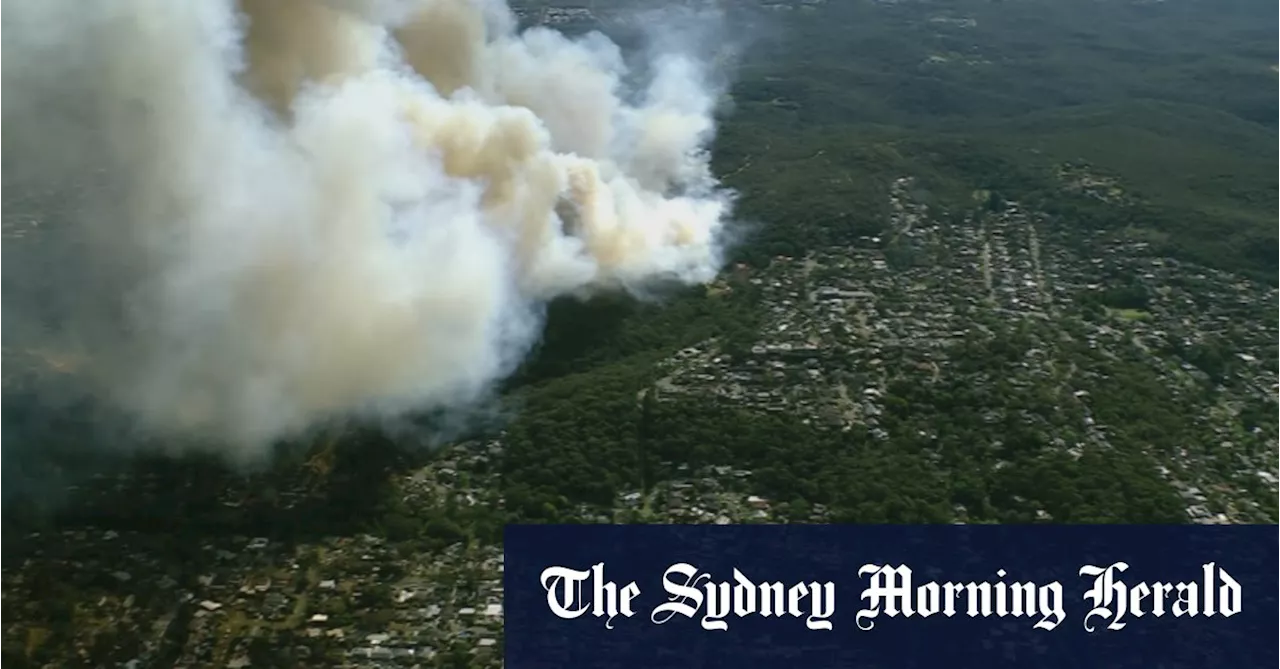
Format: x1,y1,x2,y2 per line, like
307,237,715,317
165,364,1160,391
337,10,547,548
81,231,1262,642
1081,562,1129,631
541,559,1244,634
541,565,591,620
1218,567,1242,617
652,563,834,631
652,563,706,625
539,563,639,629
859,565,1064,631
1080,562,1242,631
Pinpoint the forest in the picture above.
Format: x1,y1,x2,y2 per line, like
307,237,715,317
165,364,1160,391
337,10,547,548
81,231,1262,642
3,3,1276,667
478,0,1278,527
4,0,1277,540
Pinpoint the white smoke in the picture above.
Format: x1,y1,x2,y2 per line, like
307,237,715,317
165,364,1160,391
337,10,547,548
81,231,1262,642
1,0,735,462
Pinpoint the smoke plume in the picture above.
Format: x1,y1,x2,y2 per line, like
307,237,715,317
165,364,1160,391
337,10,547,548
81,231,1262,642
1,0,735,463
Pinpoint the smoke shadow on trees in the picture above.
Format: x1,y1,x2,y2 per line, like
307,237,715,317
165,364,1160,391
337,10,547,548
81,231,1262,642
1,391,426,564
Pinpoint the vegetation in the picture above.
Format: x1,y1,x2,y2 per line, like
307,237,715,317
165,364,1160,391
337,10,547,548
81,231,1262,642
485,0,1276,525
7,0,1273,536
3,1,1276,665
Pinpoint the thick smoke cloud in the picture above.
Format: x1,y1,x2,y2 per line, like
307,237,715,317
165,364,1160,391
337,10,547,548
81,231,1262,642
1,0,735,463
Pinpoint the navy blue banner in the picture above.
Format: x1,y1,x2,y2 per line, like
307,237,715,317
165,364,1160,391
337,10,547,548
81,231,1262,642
504,525,1277,669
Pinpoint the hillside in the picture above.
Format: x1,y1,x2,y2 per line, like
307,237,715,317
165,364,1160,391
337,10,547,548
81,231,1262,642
2,0,1277,666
